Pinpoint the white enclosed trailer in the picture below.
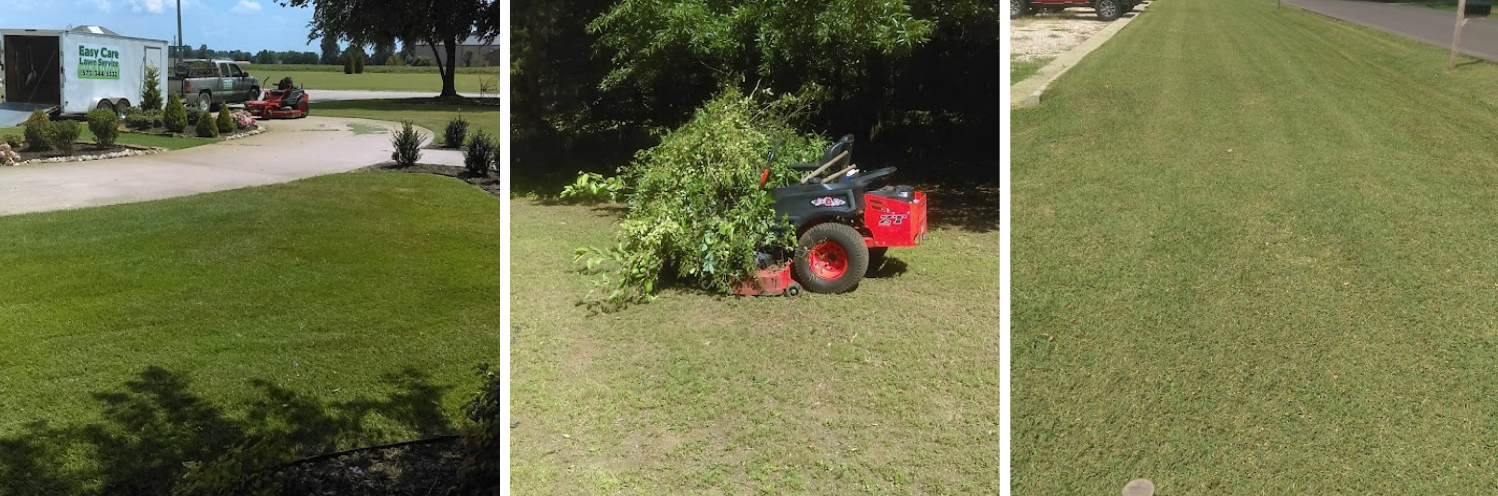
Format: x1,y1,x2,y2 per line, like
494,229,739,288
0,26,168,126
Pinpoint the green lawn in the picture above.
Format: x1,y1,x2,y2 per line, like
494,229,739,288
1011,57,1054,84
1013,0,1498,494
510,198,1002,494
313,99,501,145
0,173,502,494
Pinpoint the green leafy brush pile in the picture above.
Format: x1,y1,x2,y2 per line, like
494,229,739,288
575,88,829,310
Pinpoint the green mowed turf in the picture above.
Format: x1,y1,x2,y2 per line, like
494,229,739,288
1013,0,1498,494
273,71,498,93
312,99,501,144
510,200,1002,494
0,173,502,494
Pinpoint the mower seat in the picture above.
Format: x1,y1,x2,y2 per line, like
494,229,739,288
280,87,305,109
790,134,856,172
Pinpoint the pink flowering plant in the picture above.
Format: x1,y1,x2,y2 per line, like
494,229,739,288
231,110,257,130
0,143,20,166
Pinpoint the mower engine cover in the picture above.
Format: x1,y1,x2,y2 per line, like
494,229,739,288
863,186,927,247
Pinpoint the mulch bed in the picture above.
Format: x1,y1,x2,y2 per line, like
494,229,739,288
367,162,503,198
277,437,464,496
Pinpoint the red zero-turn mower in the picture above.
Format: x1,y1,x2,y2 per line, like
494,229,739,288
244,76,309,119
732,135,928,297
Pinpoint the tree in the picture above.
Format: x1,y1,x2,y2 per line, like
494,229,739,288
371,41,395,66
280,0,500,98
583,0,1001,141
320,36,341,65
197,44,210,59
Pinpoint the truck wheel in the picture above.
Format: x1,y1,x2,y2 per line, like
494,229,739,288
1096,0,1124,20
794,223,869,294
247,86,261,102
1011,0,1029,18
198,91,214,112
113,99,131,120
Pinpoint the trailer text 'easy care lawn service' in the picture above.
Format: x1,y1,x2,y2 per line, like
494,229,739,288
0,26,167,126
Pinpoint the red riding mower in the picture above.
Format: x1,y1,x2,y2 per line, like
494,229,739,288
732,135,928,297
244,76,309,119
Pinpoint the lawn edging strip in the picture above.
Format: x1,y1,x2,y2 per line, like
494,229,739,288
1011,0,1155,108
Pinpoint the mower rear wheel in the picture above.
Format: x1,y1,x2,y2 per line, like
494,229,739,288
794,223,869,294
298,97,309,118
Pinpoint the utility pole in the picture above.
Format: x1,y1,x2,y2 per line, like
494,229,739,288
176,0,183,65
1450,0,1469,70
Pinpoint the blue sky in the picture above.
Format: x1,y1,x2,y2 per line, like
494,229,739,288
8,0,333,53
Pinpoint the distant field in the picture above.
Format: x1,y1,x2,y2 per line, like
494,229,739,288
242,63,502,75
257,70,498,93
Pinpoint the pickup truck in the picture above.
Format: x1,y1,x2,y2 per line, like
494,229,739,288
169,59,261,111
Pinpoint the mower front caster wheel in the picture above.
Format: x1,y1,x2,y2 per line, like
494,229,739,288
794,223,869,294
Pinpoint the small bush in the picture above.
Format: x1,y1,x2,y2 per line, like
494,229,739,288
186,106,203,126
385,54,403,66
559,172,627,203
410,56,434,67
50,120,81,155
343,58,354,74
390,120,424,167
444,115,469,148
452,364,502,495
140,64,164,112
464,130,496,175
216,109,234,134
353,54,365,74
23,110,53,151
2,134,20,149
163,93,188,133
195,111,219,138
87,109,120,147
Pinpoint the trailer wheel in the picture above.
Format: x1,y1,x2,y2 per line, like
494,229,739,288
113,99,131,120
96,99,116,115
793,223,869,294
198,91,213,112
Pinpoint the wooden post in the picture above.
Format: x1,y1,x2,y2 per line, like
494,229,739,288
1451,0,1469,70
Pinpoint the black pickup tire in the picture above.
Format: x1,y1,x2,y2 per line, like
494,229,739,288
794,223,869,294
1096,0,1124,20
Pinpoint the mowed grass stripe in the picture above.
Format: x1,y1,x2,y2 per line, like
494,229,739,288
1013,0,1496,494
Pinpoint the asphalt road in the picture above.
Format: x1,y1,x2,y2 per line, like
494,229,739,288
1285,0,1498,61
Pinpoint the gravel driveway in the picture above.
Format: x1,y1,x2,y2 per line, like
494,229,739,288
1012,8,1139,61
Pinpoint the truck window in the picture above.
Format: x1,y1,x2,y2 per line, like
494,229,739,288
230,64,245,77
218,63,231,77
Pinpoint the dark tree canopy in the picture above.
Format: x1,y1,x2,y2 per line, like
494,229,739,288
280,0,501,97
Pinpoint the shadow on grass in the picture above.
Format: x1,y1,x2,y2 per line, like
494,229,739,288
0,366,454,496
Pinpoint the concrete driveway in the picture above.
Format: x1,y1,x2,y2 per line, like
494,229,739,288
0,116,427,216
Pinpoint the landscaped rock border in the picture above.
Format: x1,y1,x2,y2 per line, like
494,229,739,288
13,144,165,166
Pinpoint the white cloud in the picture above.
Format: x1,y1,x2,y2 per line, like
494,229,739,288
126,0,165,14
230,0,261,13
84,0,112,12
